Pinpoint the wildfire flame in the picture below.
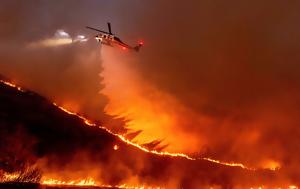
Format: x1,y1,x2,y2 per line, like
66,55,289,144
202,158,255,170
249,186,299,189
52,103,264,170
3,173,298,189
42,178,96,186
42,178,163,189
1,172,163,189
52,102,266,171
1,172,19,182
41,177,163,189
0,79,273,171
0,79,299,189
113,144,119,150
0,80,24,92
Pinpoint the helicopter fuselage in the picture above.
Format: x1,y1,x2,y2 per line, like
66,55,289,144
86,23,143,52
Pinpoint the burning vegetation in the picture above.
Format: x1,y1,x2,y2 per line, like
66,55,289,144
0,78,299,188
2,1,300,188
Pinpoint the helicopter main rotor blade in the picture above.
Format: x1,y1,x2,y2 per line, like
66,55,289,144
108,22,112,34
86,26,111,34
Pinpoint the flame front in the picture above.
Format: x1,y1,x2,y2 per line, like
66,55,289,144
1,172,164,189
42,177,96,186
1,172,19,182
41,177,164,189
3,78,298,189
53,101,264,170
0,79,272,171
0,80,24,92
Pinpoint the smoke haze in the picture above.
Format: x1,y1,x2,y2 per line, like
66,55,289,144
1,0,300,185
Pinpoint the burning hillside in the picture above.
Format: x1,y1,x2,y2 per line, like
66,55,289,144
2,1,300,188
0,78,297,188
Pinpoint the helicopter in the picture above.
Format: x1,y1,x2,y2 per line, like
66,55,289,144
86,22,143,52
